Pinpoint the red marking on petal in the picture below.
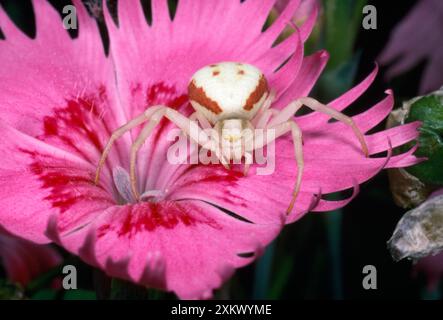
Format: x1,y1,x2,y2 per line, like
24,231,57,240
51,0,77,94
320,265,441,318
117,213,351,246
197,171,243,184
131,83,142,96
20,149,112,215
182,166,243,186
223,189,248,208
175,166,247,206
130,82,189,179
145,82,188,110
97,202,221,238
39,86,112,164
43,117,58,136
145,82,189,147
97,224,111,237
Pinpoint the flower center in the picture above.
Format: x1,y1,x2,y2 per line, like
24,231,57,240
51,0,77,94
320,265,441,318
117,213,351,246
112,166,167,204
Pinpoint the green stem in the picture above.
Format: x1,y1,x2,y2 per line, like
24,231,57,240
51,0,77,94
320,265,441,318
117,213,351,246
253,241,276,299
110,278,150,300
420,283,442,300
325,210,344,299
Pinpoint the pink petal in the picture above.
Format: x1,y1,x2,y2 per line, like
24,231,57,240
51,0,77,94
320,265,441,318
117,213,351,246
421,46,443,93
48,200,282,299
298,0,319,42
297,65,379,128
378,0,443,93
0,0,127,172
258,3,319,72
323,90,394,134
102,0,313,194
0,122,113,243
268,31,304,98
413,252,443,292
367,121,421,155
257,0,301,50
0,0,423,300
273,50,329,109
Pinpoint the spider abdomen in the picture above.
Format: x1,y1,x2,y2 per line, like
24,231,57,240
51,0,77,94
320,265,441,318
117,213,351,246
188,62,269,124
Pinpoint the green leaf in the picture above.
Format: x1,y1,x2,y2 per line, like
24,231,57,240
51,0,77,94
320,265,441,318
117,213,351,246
31,289,57,300
110,279,149,300
323,0,367,70
0,279,25,300
315,52,361,101
63,289,96,300
268,256,294,299
405,94,443,185
26,263,64,295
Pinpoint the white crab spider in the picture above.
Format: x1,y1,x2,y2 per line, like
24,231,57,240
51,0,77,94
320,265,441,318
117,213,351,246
95,62,368,213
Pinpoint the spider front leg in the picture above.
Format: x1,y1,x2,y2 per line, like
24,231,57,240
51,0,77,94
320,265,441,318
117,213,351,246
251,120,304,214
262,97,369,213
95,106,212,200
269,97,369,156
189,111,211,129
94,105,165,184
129,107,215,200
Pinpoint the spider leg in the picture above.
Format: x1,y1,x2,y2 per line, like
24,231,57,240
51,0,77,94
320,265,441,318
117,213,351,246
242,127,254,176
174,111,211,165
261,89,276,114
268,100,303,127
189,111,212,129
280,121,304,214
246,119,303,214
254,109,279,129
129,107,212,200
259,96,369,213
242,152,253,176
251,89,276,127
297,97,369,157
189,111,231,168
252,102,305,212
94,105,165,184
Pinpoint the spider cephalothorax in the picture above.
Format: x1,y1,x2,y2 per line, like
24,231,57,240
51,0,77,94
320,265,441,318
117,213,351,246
95,62,368,213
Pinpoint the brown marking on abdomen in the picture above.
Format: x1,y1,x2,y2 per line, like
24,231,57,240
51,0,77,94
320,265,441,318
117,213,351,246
243,75,268,111
188,81,223,114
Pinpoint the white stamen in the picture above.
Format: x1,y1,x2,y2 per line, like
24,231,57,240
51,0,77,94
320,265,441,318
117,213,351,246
112,166,167,203
140,190,166,202
112,166,135,203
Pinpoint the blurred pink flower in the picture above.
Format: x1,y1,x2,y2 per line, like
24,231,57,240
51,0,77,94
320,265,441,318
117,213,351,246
0,0,419,298
379,0,443,93
0,227,61,285
414,252,443,292
275,0,318,26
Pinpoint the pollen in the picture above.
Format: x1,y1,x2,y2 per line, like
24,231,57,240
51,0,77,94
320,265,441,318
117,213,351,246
237,69,245,75
212,70,220,76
